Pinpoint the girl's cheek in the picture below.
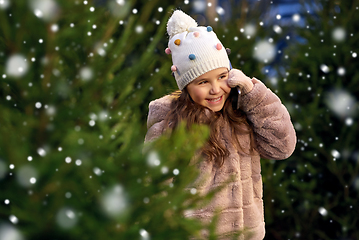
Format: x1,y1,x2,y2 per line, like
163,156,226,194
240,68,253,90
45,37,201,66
223,80,231,90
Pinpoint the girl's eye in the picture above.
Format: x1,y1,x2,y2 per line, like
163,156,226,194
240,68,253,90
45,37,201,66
219,74,228,80
199,80,207,85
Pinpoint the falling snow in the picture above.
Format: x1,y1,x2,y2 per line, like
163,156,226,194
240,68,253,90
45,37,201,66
193,0,206,12
89,120,95,126
0,0,10,9
56,207,78,229
332,27,346,42
5,54,28,78
139,229,150,240
30,0,59,21
45,105,56,116
37,148,46,156
273,25,282,34
0,224,24,240
35,102,42,109
325,89,356,118
253,40,276,63
337,67,345,76
318,207,328,216
65,192,72,198
320,64,330,73
93,167,102,176
161,166,169,174
216,6,225,15
80,67,93,81
147,151,161,167
51,24,59,32
243,23,257,38
331,150,341,159
292,13,300,22
135,25,143,34
100,185,128,218
75,159,82,166
16,165,38,187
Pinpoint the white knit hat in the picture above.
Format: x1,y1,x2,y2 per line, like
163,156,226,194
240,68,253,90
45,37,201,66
166,10,230,90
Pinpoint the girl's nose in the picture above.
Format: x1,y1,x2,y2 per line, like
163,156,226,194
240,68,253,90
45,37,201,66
210,82,221,95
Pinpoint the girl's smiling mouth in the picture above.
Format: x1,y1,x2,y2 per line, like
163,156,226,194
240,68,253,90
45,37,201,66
206,96,223,104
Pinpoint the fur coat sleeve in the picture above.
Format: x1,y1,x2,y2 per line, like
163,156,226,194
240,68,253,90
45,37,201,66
239,78,297,160
145,95,172,143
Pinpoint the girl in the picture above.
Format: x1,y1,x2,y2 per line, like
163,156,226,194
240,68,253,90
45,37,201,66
145,10,296,240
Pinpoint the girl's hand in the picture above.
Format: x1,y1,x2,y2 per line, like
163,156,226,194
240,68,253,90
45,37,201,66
228,69,253,94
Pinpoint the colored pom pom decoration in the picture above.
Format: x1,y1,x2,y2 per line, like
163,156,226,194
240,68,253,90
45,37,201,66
207,26,213,32
226,48,231,55
193,31,200,37
216,43,222,50
174,39,181,45
171,65,177,71
165,48,172,54
189,54,196,60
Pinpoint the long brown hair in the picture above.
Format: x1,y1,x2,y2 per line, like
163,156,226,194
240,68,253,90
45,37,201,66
163,88,256,167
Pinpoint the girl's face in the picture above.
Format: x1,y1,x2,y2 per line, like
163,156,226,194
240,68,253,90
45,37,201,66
186,67,231,112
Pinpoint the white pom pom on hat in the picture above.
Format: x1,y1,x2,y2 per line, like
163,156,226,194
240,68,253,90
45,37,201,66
166,10,230,90
166,10,198,39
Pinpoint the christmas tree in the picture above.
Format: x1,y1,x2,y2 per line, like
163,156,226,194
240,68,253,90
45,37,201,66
262,1,359,239
0,0,215,239
1,0,359,239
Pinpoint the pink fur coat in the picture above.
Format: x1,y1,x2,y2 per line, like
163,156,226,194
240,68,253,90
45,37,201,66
145,77,296,239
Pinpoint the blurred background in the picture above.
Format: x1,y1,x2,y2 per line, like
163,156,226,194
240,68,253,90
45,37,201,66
0,0,358,239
